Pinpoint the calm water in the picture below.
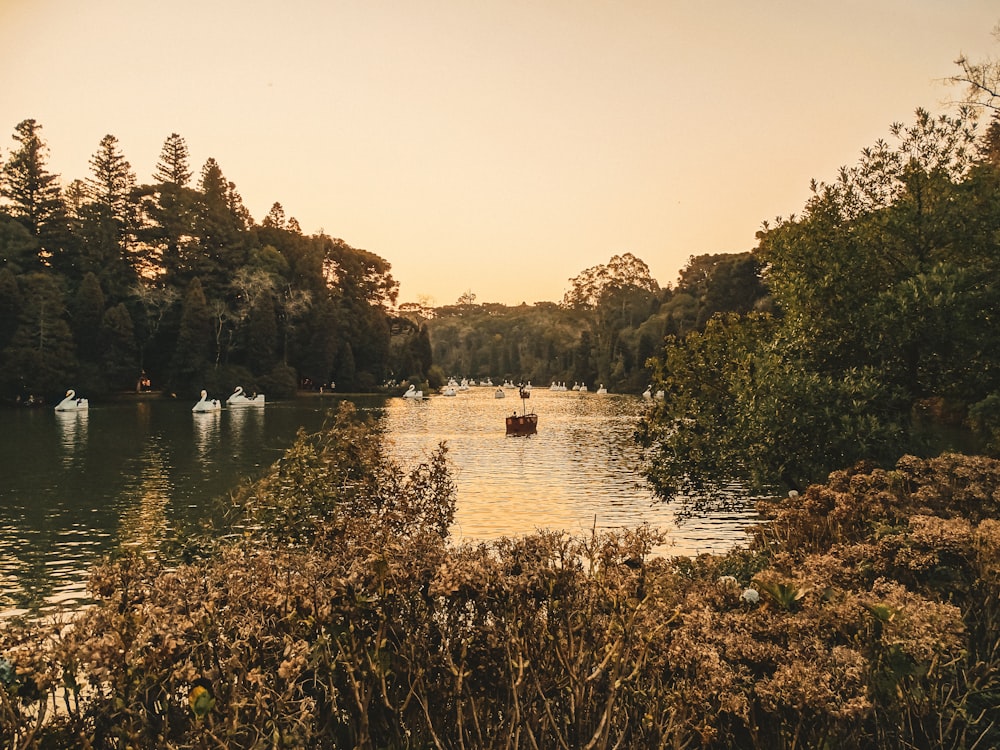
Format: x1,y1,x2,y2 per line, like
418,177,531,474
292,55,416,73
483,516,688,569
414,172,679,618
0,388,758,618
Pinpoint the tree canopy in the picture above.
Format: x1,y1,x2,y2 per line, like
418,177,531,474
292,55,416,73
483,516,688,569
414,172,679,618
641,103,1000,496
0,126,403,401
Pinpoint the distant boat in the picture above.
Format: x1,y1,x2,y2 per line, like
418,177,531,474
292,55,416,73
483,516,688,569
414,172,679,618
506,410,538,435
227,386,265,406
596,384,608,395
494,387,505,399
54,389,88,412
506,388,537,435
192,389,222,412
402,384,423,399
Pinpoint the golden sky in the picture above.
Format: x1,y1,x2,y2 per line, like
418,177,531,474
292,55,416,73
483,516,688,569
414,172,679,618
1,1,997,306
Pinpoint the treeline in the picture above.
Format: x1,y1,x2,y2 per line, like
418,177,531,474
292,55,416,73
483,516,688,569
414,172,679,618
403,251,767,393
0,118,769,404
641,107,1000,495
0,121,406,403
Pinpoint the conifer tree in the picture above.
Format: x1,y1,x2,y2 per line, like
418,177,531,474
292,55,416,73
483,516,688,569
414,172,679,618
245,293,278,371
193,159,245,296
88,134,136,225
99,302,138,390
82,135,139,298
1,119,63,237
169,277,215,394
70,271,105,364
153,133,193,187
0,267,20,351
0,272,76,397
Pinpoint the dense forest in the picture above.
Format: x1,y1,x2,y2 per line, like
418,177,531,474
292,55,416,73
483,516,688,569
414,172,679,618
0,123,404,403
0,118,769,405
404,251,766,393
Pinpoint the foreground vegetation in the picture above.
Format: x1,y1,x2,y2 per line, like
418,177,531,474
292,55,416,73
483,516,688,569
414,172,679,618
2,404,998,749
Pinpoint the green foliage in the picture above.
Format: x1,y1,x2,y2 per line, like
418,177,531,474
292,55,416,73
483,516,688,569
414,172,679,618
0,120,411,399
169,277,214,394
643,106,1000,494
98,303,138,391
0,215,38,274
0,272,77,398
69,271,105,363
1,119,64,240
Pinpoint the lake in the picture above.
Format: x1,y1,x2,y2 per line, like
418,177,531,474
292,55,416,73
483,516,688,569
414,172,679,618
0,387,759,618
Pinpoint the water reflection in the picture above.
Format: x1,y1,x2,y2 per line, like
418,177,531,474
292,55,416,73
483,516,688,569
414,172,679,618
225,402,265,445
55,409,89,466
119,437,174,555
380,389,758,556
192,410,221,460
0,393,759,618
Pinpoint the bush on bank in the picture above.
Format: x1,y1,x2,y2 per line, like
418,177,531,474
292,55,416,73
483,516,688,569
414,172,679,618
2,403,999,748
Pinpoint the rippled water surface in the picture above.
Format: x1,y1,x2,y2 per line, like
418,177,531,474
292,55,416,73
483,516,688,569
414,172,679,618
1,388,758,617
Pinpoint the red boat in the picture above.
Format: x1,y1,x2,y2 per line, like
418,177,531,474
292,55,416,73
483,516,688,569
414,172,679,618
506,387,538,435
506,411,538,435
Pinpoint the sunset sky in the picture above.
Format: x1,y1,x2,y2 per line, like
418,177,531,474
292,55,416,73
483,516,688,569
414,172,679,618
1,1,997,306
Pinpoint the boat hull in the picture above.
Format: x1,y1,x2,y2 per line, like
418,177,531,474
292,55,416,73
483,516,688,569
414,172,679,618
505,413,538,435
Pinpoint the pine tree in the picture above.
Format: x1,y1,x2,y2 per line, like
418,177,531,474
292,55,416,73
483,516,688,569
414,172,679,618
153,133,193,187
0,267,21,351
83,135,139,298
1,120,67,256
70,272,105,364
192,159,245,296
87,134,136,224
99,302,137,390
169,277,215,394
0,272,76,397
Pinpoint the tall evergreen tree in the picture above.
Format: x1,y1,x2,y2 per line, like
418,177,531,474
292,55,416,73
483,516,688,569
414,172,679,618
0,272,76,398
99,302,138,390
87,134,136,226
0,266,20,351
192,159,245,296
153,133,193,187
69,271,105,364
262,202,286,229
169,277,215,394
83,135,139,298
1,119,64,239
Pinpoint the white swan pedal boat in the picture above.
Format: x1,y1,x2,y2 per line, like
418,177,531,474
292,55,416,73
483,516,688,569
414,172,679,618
226,386,265,406
54,389,88,411
192,390,223,412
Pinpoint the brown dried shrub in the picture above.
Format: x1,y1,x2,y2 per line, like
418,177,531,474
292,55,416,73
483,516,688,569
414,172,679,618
3,417,999,749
